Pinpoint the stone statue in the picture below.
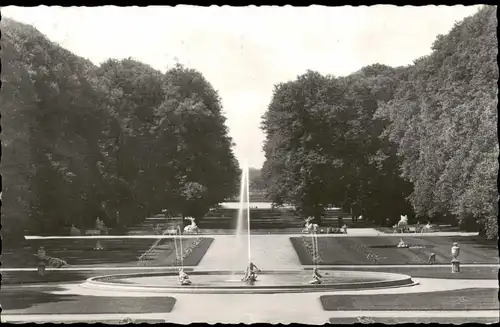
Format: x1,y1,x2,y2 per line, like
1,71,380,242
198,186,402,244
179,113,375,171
242,262,260,283
396,215,409,232
451,243,460,260
451,242,461,273
308,268,323,285
178,269,192,285
183,217,199,234
302,216,319,233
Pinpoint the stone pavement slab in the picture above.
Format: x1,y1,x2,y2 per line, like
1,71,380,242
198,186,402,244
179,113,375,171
196,234,302,270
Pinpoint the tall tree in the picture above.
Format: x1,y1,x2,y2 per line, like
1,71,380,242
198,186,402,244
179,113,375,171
94,58,167,226
376,6,498,238
1,18,114,234
158,64,240,227
262,71,345,222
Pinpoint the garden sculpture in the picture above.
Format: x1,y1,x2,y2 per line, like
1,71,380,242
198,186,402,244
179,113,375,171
242,262,260,283
183,217,200,234
308,268,323,285
302,216,319,233
178,268,192,285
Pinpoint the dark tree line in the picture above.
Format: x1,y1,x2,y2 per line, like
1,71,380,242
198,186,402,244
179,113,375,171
1,18,240,237
261,6,498,238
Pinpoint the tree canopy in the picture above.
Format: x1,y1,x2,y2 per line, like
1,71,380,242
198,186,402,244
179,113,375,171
1,18,239,236
261,6,498,238
376,6,498,238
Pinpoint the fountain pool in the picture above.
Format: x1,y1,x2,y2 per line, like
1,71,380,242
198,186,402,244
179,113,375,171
80,269,416,294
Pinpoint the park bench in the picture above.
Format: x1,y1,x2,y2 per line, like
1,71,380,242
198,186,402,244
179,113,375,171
166,226,179,235
85,229,101,236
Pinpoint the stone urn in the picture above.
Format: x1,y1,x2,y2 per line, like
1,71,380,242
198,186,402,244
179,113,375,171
451,243,460,273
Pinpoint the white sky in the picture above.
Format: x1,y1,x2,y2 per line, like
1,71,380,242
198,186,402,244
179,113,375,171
2,5,482,168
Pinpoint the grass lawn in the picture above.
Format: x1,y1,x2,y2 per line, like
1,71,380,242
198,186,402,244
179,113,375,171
1,238,214,285
2,237,214,267
317,266,499,280
0,286,176,314
290,236,498,265
320,288,499,311
328,317,499,324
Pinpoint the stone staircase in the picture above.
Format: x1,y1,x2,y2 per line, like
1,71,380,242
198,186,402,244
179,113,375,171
197,207,365,230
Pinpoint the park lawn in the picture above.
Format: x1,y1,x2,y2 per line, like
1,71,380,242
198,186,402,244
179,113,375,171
1,238,214,285
1,237,213,268
328,317,499,324
290,236,499,265
1,239,163,268
317,265,499,280
0,286,176,313
320,288,500,311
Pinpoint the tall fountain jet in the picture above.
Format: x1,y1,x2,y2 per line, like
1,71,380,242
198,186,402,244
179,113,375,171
236,162,252,267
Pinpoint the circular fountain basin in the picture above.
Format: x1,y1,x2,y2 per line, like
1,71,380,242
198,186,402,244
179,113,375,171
81,270,416,294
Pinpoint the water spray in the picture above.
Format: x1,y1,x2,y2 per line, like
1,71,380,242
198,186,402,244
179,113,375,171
245,161,252,264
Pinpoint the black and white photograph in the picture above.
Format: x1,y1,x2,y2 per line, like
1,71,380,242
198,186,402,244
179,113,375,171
0,5,498,324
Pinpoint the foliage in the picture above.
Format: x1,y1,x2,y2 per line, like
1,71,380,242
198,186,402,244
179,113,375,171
159,65,240,221
261,68,411,224
261,7,497,237
376,6,498,238
1,19,239,236
248,168,266,192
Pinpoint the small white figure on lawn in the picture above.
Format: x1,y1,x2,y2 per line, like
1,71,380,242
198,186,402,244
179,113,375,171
242,262,260,283
178,268,192,285
302,216,319,233
424,221,434,232
451,242,460,260
94,240,104,251
308,267,323,285
183,217,199,234
397,238,408,248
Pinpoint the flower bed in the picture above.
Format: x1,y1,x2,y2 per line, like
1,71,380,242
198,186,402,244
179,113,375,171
169,237,204,266
300,236,324,264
